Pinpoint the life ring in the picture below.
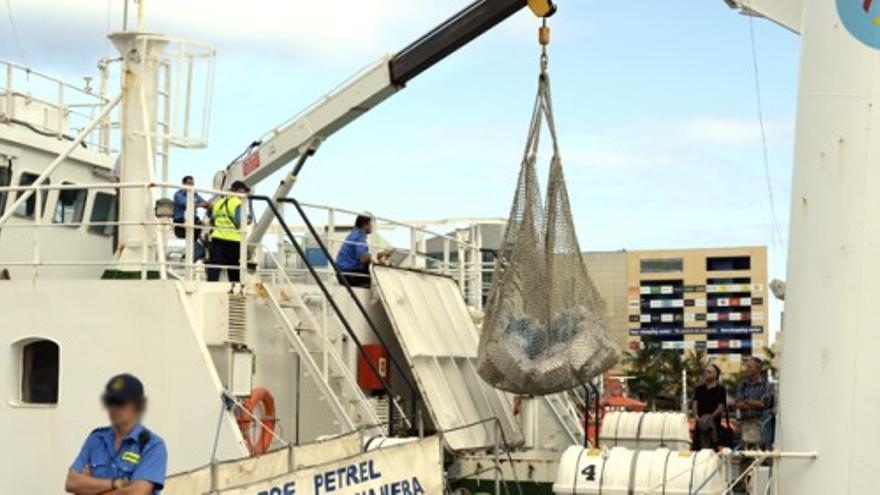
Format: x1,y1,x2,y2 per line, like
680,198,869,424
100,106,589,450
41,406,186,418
236,387,277,456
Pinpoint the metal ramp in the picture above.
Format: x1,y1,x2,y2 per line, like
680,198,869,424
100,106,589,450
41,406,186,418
257,275,384,437
372,265,585,451
370,266,524,451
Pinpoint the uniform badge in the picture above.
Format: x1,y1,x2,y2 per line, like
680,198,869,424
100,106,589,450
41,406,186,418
121,451,141,464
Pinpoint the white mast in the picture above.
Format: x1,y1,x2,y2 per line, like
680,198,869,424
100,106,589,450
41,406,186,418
110,29,167,276
726,1,879,493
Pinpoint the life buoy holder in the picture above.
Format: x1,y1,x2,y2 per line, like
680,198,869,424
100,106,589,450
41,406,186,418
236,387,277,456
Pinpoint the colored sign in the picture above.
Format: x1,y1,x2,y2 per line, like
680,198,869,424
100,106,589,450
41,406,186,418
242,150,261,176
216,437,443,495
640,285,675,295
629,326,763,336
648,299,684,309
631,339,761,350
838,0,880,49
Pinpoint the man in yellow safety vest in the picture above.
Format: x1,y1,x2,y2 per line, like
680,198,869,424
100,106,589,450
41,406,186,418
207,180,250,282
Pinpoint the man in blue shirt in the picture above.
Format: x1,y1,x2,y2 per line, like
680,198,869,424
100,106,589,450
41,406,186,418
66,374,167,495
335,215,392,287
173,175,210,260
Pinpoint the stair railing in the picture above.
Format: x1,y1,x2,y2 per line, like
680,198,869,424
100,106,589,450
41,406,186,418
251,196,415,434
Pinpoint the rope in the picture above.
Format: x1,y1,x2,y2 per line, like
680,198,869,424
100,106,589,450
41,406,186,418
3,0,27,65
746,0,785,252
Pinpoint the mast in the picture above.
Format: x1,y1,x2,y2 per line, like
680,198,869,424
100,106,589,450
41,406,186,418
726,1,879,493
109,28,167,277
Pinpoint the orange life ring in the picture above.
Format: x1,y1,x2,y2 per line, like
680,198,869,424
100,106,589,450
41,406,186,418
236,387,277,456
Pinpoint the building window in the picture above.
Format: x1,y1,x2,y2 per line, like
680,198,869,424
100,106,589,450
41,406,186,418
707,256,751,271
640,258,683,273
19,340,60,404
88,192,118,236
54,184,88,225
0,165,10,216
14,172,50,218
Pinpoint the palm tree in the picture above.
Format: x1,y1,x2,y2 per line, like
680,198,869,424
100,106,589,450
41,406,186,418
625,346,710,411
623,345,668,410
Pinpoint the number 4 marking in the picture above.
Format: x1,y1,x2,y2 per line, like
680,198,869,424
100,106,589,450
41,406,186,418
581,464,597,481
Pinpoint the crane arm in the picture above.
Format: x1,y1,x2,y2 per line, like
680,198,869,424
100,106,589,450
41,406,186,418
215,0,555,192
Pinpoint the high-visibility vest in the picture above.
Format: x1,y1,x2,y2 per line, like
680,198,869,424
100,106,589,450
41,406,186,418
212,196,242,242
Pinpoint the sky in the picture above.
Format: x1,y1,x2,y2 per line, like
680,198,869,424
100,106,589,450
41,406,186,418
1,0,800,336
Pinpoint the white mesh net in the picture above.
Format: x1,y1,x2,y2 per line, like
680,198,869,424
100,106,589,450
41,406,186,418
477,73,619,395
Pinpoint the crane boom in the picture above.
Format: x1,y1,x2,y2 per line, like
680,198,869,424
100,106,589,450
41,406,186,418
215,0,551,193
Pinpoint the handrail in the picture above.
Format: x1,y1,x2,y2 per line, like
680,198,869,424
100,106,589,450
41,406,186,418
280,197,422,422
296,200,492,253
251,195,414,434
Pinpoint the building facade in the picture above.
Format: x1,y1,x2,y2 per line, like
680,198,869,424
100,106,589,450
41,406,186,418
584,247,769,374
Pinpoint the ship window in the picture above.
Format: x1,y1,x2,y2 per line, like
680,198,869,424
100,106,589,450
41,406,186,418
54,184,87,225
0,165,9,216
20,340,59,404
14,172,50,219
88,192,117,236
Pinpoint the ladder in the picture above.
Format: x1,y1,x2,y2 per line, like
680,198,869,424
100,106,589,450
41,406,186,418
543,392,585,446
258,277,384,437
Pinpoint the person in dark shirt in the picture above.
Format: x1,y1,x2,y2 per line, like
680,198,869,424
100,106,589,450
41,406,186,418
692,363,727,450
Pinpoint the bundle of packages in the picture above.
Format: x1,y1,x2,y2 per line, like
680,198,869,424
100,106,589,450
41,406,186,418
477,74,619,395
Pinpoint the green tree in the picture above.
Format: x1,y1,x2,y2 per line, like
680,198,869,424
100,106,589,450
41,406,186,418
625,346,710,411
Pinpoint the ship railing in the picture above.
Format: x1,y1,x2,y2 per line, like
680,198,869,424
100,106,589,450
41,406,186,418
0,59,119,154
0,179,493,292
261,200,500,311
0,181,248,280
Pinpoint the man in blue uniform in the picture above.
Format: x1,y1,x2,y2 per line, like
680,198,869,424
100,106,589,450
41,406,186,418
335,215,392,287
66,374,167,494
172,175,210,261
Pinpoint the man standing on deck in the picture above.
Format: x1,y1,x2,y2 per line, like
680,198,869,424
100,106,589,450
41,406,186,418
335,215,393,288
65,374,167,495
172,175,210,260
208,180,250,282
735,357,774,449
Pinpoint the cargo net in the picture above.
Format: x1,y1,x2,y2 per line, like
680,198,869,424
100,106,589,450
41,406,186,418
478,73,619,395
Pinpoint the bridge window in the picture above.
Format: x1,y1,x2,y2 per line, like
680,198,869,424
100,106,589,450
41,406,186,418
19,339,60,404
14,172,50,219
54,184,88,225
88,192,117,236
0,165,9,216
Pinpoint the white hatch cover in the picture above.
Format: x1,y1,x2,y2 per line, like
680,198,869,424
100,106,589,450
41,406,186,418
371,266,524,451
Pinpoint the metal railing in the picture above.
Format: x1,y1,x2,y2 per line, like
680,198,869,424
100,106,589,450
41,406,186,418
0,181,248,280
253,195,418,435
1,59,118,154
268,201,499,310
0,179,493,293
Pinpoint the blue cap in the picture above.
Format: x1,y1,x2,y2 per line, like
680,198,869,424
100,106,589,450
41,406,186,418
102,373,145,404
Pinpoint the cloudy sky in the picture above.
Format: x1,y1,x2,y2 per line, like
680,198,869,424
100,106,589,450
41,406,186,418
1,0,799,335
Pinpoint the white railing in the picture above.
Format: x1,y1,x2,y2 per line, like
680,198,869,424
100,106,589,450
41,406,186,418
0,59,118,154
0,179,492,303
264,202,498,311
0,181,248,280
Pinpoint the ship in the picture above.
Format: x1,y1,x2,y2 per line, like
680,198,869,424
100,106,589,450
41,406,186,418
1,1,875,494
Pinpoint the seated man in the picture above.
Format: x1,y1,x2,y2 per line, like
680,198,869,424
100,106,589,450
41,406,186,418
335,215,392,287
